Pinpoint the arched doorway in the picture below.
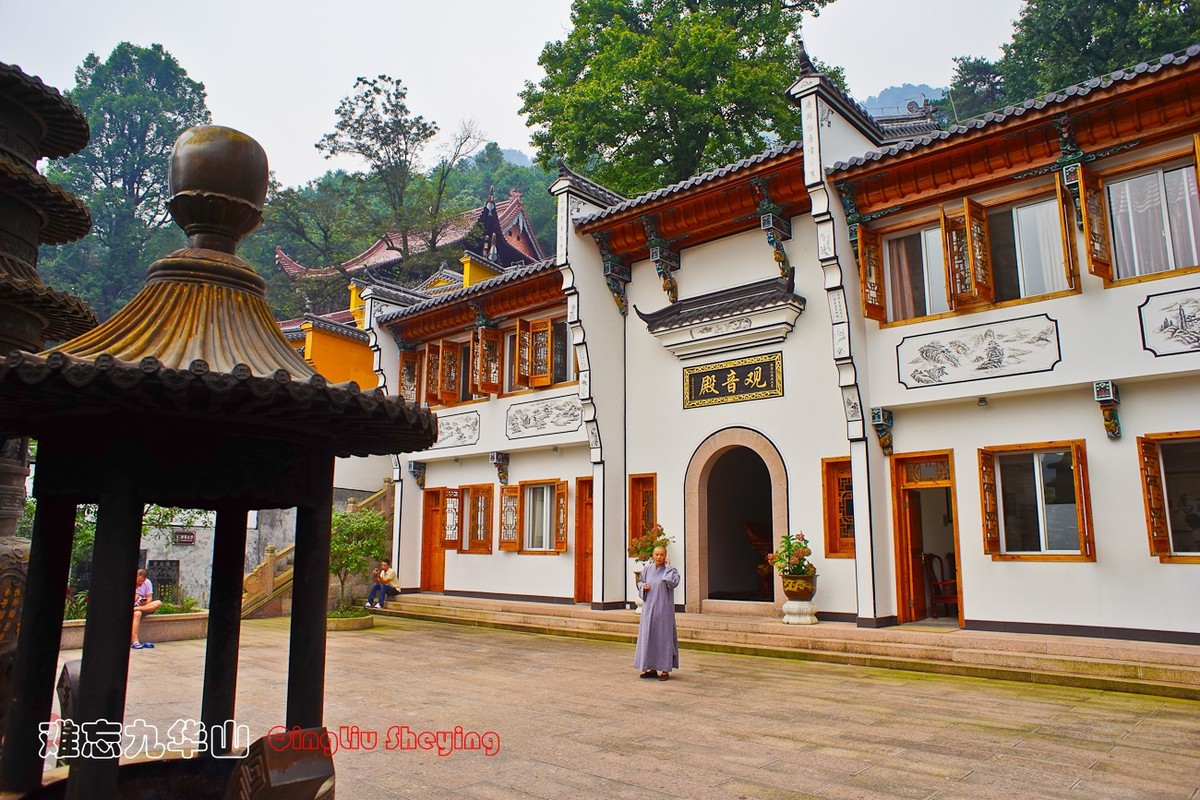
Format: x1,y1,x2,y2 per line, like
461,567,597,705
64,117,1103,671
706,448,773,601
684,428,788,613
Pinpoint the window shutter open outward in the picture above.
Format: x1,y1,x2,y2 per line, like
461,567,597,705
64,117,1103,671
423,344,441,405
438,338,459,404
1055,172,1078,290
515,319,531,388
1138,437,1171,557
944,199,994,309
1071,441,1093,558
442,487,461,548
1078,165,1113,281
554,480,569,553
530,319,552,387
477,327,502,395
499,486,520,551
468,330,482,397
978,448,1001,555
857,225,887,321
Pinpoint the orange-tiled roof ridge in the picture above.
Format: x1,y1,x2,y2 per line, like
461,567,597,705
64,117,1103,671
276,189,543,278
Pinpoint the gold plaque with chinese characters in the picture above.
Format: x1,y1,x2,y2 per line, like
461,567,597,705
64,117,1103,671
683,352,783,409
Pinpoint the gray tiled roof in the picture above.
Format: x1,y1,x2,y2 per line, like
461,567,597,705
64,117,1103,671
575,142,804,225
556,160,627,208
376,258,560,325
830,44,1200,174
633,274,803,332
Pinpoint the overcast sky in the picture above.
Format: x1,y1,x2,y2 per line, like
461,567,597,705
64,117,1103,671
1,0,1023,187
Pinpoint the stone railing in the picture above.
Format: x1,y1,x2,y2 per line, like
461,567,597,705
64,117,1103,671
240,543,295,618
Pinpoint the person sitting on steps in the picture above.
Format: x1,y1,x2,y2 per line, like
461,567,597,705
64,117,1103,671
365,559,399,609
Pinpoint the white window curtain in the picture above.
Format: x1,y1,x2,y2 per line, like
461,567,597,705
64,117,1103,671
1109,172,1172,278
1015,200,1067,296
1164,166,1200,270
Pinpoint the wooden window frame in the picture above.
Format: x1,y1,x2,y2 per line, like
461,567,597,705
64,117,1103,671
822,458,855,558
977,440,1095,562
460,484,494,554
474,327,503,395
1077,164,1114,281
858,225,886,321
437,338,461,405
862,182,1081,323
530,319,553,387
941,197,995,309
499,485,520,551
441,487,461,549
1137,431,1200,564
628,474,657,547
423,343,441,406
517,479,563,554
515,319,531,388
399,350,420,405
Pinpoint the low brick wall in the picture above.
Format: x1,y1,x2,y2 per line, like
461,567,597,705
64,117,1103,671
60,611,209,650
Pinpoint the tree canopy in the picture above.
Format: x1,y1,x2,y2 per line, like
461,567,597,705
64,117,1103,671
40,42,211,320
520,0,832,197
945,0,1200,123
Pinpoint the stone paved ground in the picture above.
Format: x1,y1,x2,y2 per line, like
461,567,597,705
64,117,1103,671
88,616,1200,799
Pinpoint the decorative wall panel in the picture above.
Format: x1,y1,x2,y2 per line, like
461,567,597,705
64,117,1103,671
897,314,1061,388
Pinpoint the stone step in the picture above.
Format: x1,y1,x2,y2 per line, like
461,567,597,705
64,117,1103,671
374,595,1200,699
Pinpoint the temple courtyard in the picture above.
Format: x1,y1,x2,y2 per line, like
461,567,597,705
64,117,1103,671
64,616,1200,799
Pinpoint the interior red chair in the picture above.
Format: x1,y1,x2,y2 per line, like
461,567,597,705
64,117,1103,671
924,553,958,619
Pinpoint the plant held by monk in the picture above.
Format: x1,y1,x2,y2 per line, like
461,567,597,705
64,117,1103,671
767,531,816,576
627,523,671,562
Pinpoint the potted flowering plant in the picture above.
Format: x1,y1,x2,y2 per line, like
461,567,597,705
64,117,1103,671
627,523,671,614
627,523,671,563
767,531,818,603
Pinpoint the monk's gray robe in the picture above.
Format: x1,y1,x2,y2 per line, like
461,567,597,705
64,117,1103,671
634,562,680,672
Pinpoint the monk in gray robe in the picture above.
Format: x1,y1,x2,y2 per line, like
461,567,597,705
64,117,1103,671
634,545,680,680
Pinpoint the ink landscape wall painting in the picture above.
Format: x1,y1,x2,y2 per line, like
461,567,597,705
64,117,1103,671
896,314,1061,388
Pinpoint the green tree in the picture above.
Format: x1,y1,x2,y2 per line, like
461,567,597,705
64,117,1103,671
328,508,388,609
39,43,211,320
1000,0,1200,101
519,0,833,196
318,75,438,262
944,56,1006,123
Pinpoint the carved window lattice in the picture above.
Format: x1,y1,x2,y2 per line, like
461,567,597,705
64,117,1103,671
477,328,502,395
438,340,459,403
442,488,461,546
857,226,886,321
823,458,855,557
629,475,657,547
1138,437,1171,557
554,481,569,552
905,460,950,484
423,344,441,405
515,319,531,387
943,199,994,308
979,451,1000,555
530,320,552,386
1080,166,1113,279
463,485,493,554
399,352,420,404
499,486,519,551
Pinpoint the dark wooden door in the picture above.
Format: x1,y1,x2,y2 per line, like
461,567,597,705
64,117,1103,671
574,478,593,603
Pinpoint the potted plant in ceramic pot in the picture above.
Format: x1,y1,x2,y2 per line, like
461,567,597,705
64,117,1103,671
767,531,817,602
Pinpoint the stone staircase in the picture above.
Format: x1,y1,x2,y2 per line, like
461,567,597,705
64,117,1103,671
375,593,1200,700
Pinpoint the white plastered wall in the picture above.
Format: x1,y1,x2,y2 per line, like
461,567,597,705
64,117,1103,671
621,221,856,615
